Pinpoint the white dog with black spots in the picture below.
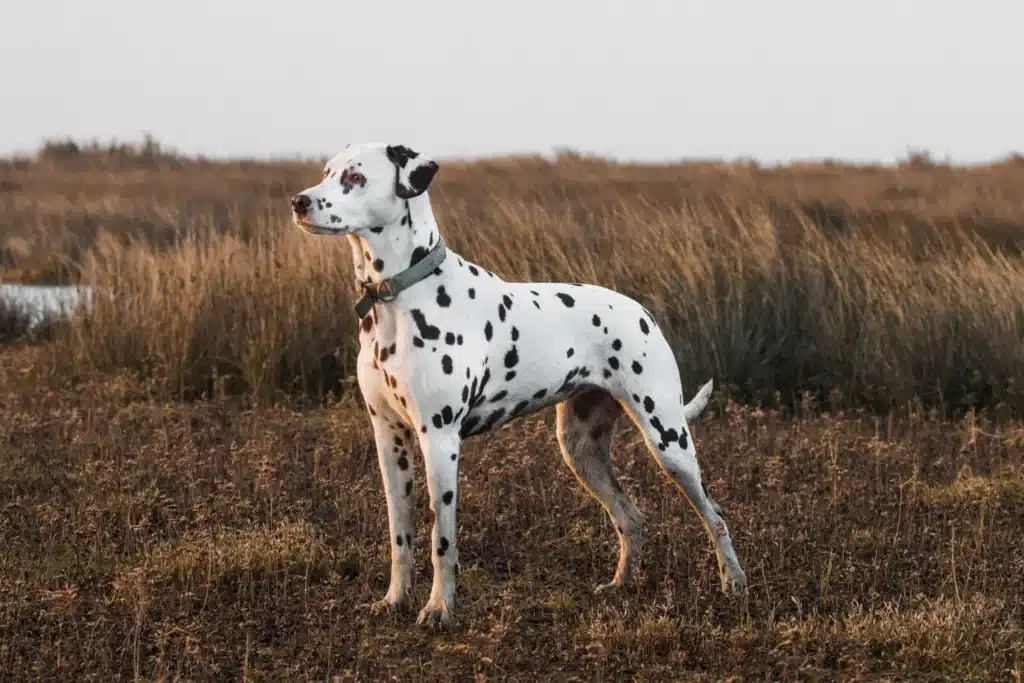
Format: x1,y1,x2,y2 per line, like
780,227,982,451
290,143,747,626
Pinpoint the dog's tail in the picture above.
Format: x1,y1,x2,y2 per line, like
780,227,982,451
682,379,714,422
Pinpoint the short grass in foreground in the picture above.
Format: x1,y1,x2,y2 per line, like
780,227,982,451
2,348,1021,681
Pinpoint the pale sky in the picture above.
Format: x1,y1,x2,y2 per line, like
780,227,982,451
2,0,1022,163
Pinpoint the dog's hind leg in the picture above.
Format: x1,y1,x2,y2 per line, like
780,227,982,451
557,389,645,592
622,392,747,597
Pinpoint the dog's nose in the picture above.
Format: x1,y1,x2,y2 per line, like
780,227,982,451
291,194,312,215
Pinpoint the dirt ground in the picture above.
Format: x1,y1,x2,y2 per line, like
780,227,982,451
2,346,1021,681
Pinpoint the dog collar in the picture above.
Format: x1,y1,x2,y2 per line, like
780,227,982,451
354,236,447,318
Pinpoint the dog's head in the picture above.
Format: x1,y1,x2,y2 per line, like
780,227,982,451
290,143,439,236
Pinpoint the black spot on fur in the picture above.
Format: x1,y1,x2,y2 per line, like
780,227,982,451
489,390,508,403
649,415,681,452
632,361,643,374
432,414,443,429
461,385,469,403
566,348,575,358
498,304,506,322
533,300,541,309
413,336,424,348
556,293,575,307
511,326,519,341
372,258,384,272
445,332,455,345
370,226,384,234
480,408,506,433
504,346,519,368
407,162,438,196
450,452,458,461
410,309,440,340
468,265,480,276
510,400,529,417
639,318,650,335
405,481,413,496
442,355,453,374
442,405,453,424
466,368,492,409
502,294,513,309
386,144,419,167
436,286,452,307
643,396,655,413
484,321,493,341
438,536,449,556
612,339,622,351
534,389,547,399
592,315,601,326
468,288,476,299
608,357,619,370
410,246,430,268
602,369,612,378
459,416,479,437
397,455,409,470
505,371,516,382
443,491,454,505
396,535,403,547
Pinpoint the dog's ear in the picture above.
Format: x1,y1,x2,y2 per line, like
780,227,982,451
386,144,439,199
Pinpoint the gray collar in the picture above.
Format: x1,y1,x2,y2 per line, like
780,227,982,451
354,236,447,318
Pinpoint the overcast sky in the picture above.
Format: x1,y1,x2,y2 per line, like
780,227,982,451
2,0,1021,163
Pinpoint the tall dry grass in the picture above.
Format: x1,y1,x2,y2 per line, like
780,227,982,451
4,146,1024,411
52,191,1024,413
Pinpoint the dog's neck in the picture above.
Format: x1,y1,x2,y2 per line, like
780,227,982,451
346,194,442,290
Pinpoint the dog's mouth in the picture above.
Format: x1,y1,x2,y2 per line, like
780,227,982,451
292,215,347,236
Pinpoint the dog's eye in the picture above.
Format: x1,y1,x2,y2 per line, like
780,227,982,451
348,172,365,185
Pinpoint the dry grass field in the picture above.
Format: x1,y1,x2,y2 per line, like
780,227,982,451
2,142,1023,680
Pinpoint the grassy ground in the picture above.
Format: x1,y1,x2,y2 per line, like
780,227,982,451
2,145,1024,680
2,346,1022,681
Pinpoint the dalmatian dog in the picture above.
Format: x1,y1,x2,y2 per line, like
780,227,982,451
290,143,748,626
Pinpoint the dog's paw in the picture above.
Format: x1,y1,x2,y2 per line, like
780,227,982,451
721,567,748,597
370,589,412,616
593,581,622,593
594,578,627,594
415,597,453,628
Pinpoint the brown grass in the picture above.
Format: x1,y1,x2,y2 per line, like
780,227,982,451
2,346,1022,680
3,144,1024,679
4,147,1024,411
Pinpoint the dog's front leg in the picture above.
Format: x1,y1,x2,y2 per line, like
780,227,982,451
414,427,461,626
367,408,417,615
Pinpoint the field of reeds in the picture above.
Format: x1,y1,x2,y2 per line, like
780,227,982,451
1,142,1023,680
